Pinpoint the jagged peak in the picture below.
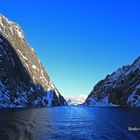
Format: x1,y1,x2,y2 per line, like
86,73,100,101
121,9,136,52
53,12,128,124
133,56,140,65
0,14,13,23
0,14,24,39
109,56,140,80
106,65,129,82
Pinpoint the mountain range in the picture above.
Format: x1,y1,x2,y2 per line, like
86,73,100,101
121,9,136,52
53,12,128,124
0,14,140,108
65,95,86,106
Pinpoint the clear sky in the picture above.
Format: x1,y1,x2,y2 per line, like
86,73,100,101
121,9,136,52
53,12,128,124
0,0,140,96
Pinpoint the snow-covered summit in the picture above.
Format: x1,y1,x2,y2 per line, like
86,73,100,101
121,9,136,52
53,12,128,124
65,95,87,106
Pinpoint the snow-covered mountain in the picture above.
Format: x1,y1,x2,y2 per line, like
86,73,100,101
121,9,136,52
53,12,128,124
0,14,67,108
85,57,140,107
65,95,87,105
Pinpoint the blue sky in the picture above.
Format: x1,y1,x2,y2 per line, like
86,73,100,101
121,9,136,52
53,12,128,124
0,0,140,96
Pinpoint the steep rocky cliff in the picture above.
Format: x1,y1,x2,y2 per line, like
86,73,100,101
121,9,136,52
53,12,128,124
85,57,140,107
0,14,67,108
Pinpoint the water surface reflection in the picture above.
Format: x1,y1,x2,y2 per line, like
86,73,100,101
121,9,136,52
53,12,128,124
0,107,139,140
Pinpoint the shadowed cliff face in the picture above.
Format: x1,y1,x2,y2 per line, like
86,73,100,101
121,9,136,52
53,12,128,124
0,14,67,108
85,57,140,107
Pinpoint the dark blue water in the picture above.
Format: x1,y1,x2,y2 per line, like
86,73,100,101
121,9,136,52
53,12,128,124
0,106,139,140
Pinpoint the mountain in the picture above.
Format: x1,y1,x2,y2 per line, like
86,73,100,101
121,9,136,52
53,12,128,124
0,14,67,108
84,57,140,107
65,95,87,106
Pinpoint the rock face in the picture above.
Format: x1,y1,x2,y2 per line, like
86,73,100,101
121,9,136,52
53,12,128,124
85,57,140,107
0,14,67,108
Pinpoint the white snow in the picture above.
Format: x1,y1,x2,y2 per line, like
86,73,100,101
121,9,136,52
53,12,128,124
127,84,140,107
14,105,24,108
45,90,53,106
32,65,38,70
34,99,40,105
136,84,140,89
111,68,123,81
17,50,28,60
34,97,41,105
65,95,87,105
89,96,109,106
30,87,34,92
109,66,129,82
47,87,52,92
49,81,55,89
31,47,34,52
39,70,48,84
48,81,60,97
127,92,140,107
9,55,15,66
55,90,60,97
0,15,4,28
14,25,24,39
0,45,7,56
14,97,21,103
0,81,6,90
0,14,25,42
32,64,40,71
87,96,119,107
0,38,3,42
124,60,140,76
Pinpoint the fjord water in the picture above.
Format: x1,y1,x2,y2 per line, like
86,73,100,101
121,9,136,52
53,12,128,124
0,107,139,140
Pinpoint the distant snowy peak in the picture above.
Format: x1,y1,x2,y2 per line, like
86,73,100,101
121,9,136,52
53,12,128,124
0,14,67,108
85,56,140,107
65,95,87,106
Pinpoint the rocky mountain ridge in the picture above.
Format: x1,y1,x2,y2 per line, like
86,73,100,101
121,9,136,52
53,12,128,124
0,14,67,108
85,57,140,107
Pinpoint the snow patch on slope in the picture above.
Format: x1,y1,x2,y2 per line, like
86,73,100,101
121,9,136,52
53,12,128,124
32,65,38,70
0,38,3,42
127,83,140,107
0,14,24,41
87,96,119,107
